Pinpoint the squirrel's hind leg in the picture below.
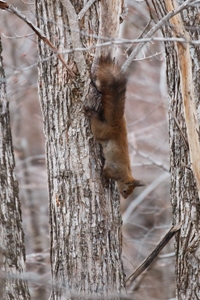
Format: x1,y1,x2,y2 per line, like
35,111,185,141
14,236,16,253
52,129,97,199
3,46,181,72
85,108,114,141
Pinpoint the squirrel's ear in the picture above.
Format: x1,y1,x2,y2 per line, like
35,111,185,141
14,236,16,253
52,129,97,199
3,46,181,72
132,179,145,188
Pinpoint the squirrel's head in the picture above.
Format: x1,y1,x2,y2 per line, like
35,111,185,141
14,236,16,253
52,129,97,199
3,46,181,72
118,179,144,199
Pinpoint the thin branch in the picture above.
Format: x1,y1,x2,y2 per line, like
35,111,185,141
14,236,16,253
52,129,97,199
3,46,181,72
126,20,151,55
0,270,131,299
2,36,197,65
1,0,197,75
158,252,175,258
137,20,152,40
60,0,86,75
133,149,169,172
2,32,35,39
78,0,97,20
44,17,200,45
122,172,170,223
122,0,196,73
0,0,75,77
133,50,164,61
58,36,200,55
126,223,182,288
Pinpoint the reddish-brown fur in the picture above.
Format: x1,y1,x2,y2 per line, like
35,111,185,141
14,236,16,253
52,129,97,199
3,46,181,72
86,56,144,198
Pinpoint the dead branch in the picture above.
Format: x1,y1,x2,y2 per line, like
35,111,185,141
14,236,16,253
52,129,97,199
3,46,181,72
78,0,97,20
0,0,75,77
60,0,87,76
122,172,170,223
34,36,198,59
122,0,196,73
126,223,182,289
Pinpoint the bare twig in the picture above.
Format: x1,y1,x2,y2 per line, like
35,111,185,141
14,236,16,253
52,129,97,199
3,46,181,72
133,50,164,61
126,223,182,288
122,0,196,73
159,252,175,258
134,149,169,172
0,0,75,77
122,172,170,223
0,269,131,299
1,0,197,75
2,32,35,39
60,0,86,75
55,36,200,56
78,0,97,20
43,19,200,46
126,20,151,56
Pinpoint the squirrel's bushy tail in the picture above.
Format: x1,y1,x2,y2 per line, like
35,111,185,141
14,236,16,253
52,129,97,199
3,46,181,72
92,55,127,126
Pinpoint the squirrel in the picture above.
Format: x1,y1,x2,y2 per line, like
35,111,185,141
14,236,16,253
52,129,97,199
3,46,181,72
85,55,144,199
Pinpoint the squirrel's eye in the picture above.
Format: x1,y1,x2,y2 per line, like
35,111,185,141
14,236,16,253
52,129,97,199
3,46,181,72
123,190,127,193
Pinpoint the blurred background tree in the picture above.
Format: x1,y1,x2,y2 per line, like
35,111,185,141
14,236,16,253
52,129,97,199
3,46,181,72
0,36,30,299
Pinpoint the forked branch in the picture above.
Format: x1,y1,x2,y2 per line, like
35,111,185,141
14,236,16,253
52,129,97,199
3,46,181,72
0,0,75,77
122,0,196,73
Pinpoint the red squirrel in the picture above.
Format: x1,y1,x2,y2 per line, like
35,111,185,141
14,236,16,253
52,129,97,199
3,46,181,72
86,55,144,199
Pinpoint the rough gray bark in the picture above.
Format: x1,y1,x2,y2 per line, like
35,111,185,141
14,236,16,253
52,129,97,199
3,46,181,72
35,1,125,298
0,38,30,299
145,1,200,299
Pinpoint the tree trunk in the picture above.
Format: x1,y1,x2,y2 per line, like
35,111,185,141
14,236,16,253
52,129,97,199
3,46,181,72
35,1,125,298
0,38,30,299
146,1,200,299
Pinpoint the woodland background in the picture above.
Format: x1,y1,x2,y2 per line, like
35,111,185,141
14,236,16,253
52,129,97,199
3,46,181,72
0,0,174,299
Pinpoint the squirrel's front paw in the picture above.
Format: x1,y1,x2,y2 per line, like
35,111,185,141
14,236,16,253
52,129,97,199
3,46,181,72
102,169,110,187
84,107,93,117
84,107,98,117
102,176,109,188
